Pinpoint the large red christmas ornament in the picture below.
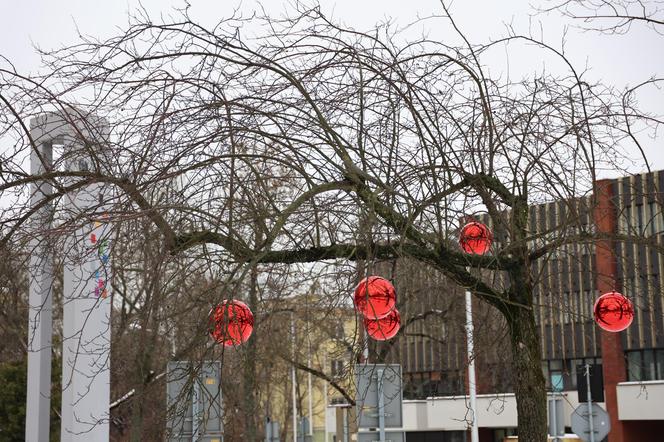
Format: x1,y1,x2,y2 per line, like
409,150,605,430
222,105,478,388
365,309,401,341
354,276,397,319
209,299,254,347
594,291,634,332
459,221,493,255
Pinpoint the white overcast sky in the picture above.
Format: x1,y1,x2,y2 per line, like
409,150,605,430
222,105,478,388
1,0,662,176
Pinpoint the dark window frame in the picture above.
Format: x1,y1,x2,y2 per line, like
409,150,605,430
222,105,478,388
625,349,664,382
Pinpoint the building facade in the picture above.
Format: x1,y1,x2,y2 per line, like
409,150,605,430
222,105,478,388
365,170,664,441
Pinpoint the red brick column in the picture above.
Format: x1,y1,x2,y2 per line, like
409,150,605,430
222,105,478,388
594,179,630,442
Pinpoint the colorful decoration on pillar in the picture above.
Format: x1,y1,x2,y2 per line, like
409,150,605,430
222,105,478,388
354,276,397,320
594,291,634,332
365,309,401,341
459,221,493,255
90,216,111,299
209,300,254,347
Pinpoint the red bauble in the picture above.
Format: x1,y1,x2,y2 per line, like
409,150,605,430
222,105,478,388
365,309,401,341
594,291,634,332
209,300,254,347
354,276,397,319
459,221,493,255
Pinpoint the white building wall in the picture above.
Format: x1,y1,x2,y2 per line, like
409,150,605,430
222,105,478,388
324,385,664,437
617,380,664,420
402,391,606,431
402,400,427,431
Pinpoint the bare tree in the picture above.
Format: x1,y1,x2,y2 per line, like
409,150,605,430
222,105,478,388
1,3,658,441
542,0,664,34
542,0,664,174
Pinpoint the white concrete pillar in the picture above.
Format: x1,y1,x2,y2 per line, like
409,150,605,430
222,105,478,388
25,118,55,442
59,112,112,442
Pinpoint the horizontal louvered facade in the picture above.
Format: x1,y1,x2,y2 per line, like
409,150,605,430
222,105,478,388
382,169,664,399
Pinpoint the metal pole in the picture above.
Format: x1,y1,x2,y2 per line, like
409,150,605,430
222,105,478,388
551,391,558,442
323,353,329,442
362,327,369,363
308,340,314,436
192,379,200,442
292,313,298,442
586,363,595,442
25,135,54,442
465,288,479,442
342,407,349,442
377,369,386,442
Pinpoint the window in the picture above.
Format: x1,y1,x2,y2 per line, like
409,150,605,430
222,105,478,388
545,360,564,390
626,349,664,381
644,350,656,380
404,431,466,442
403,371,465,399
551,373,564,392
545,358,602,390
627,351,643,381
331,360,344,377
332,322,345,340
570,357,602,389
493,428,518,442
330,397,347,405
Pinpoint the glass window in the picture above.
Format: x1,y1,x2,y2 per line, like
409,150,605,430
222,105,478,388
656,350,664,380
570,360,581,388
333,323,345,340
551,373,564,392
550,360,563,371
331,359,344,377
626,351,642,381
644,350,656,381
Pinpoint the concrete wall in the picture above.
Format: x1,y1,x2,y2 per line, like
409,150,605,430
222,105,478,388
617,381,664,420
325,387,664,437
401,391,606,431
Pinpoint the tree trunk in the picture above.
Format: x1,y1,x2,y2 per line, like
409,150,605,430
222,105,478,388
243,263,259,441
508,304,547,442
129,383,145,442
504,194,547,441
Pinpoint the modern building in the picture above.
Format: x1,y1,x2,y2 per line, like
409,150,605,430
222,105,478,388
263,294,358,442
332,170,664,442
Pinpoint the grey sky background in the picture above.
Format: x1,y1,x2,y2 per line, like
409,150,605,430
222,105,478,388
1,0,662,177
